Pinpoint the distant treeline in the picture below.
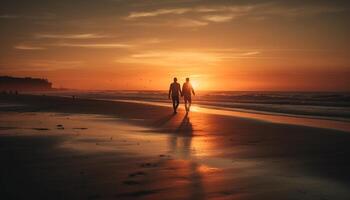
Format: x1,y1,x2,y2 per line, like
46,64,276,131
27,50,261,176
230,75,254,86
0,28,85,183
0,76,52,91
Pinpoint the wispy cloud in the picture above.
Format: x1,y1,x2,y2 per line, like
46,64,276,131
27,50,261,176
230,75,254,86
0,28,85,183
0,60,83,71
129,18,208,27
240,51,260,56
126,5,254,19
116,49,261,67
174,18,208,27
27,60,83,69
125,3,346,27
127,8,191,18
260,4,346,17
202,14,235,22
54,42,132,48
14,45,46,50
35,33,108,39
126,5,255,19
16,36,160,51
133,4,345,18
118,51,219,67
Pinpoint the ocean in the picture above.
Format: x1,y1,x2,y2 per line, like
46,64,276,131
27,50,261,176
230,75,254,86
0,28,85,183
34,90,350,121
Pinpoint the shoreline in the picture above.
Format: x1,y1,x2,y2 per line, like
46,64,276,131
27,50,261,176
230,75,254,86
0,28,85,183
1,94,348,132
110,99,350,132
20,90,350,121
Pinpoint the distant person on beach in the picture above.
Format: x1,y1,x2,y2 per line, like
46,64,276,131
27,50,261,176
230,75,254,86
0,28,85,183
182,78,195,112
168,77,182,114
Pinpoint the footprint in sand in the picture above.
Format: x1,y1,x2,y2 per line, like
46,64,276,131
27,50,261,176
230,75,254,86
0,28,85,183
56,124,64,130
128,171,146,177
159,154,172,159
123,171,147,187
140,162,158,168
32,128,50,131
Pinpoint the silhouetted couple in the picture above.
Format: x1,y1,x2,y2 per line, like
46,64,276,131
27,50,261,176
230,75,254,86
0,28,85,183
168,77,195,114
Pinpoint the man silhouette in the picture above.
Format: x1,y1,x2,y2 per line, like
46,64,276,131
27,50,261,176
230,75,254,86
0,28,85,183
168,77,182,114
182,78,195,112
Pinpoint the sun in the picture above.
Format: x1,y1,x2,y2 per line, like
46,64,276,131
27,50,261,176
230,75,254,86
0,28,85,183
191,80,199,89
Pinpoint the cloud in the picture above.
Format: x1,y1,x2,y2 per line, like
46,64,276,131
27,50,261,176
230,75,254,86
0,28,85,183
117,50,220,67
175,18,208,27
126,5,255,19
116,49,262,67
127,8,191,19
125,3,346,27
128,18,208,27
14,45,46,50
202,14,235,22
15,36,159,51
240,51,260,56
0,60,83,71
259,4,346,17
27,60,83,69
215,51,262,59
35,33,108,39
53,42,132,48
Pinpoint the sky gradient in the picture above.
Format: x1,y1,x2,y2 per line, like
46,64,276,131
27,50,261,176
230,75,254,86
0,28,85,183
1,0,349,91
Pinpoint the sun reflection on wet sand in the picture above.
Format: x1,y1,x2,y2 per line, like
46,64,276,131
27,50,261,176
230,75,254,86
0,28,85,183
0,111,229,167
190,105,201,112
0,111,239,199
113,99,350,132
160,113,241,199
2,111,350,199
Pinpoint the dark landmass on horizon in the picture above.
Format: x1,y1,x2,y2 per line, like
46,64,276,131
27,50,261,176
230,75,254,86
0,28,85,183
0,76,52,91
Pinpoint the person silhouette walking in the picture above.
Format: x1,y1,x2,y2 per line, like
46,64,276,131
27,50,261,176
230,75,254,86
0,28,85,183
182,78,195,112
168,77,182,114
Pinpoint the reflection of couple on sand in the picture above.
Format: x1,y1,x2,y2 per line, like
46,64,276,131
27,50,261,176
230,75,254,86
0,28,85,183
168,77,195,114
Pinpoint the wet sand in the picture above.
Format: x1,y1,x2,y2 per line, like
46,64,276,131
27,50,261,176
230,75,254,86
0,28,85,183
1,94,350,199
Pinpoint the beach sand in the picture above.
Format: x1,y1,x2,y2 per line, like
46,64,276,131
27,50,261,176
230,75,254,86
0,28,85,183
1,94,350,199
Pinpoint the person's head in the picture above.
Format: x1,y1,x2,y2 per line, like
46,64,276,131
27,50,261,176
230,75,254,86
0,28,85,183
186,77,190,82
173,77,177,82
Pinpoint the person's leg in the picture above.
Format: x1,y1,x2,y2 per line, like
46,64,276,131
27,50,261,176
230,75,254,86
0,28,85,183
184,97,189,112
188,98,192,111
175,98,179,110
174,96,179,113
172,97,176,112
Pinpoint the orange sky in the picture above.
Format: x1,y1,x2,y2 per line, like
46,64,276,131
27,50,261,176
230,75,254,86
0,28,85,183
0,0,349,91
